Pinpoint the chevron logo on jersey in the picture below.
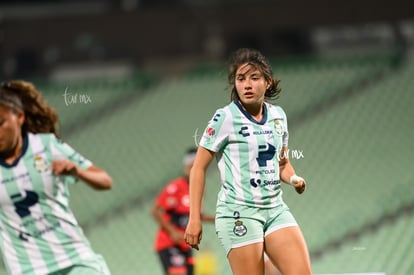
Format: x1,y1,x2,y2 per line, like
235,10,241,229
212,113,221,122
238,126,250,137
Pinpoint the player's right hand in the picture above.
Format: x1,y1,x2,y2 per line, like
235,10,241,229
184,220,202,250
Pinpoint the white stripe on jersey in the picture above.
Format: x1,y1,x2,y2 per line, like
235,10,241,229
245,124,264,207
58,221,95,260
10,159,51,274
0,222,23,275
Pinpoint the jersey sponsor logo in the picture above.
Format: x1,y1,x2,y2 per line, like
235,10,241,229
19,218,61,241
253,143,279,184
205,127,215,137
263,179,280,186
10,190,61,241
238,126,274,137
1,172,30,185
253,130,273,135
11,190,39,219
250,178,261,187
256,143,276,167
255,169,275,175
233,220,247,237
250,178,280,188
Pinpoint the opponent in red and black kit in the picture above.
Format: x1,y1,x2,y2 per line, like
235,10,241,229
152,148,214,275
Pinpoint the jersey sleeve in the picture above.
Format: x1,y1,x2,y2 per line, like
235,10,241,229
281,108,289,147
199,108,228,152
50,135,93,169
273,105,289,147
48,135,93,185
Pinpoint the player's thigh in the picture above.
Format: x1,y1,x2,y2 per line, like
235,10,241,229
264,252,281,275
264,226,312,275
228,242,265,275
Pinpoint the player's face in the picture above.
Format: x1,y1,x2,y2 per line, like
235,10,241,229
235,63,269,106
0,106,24,156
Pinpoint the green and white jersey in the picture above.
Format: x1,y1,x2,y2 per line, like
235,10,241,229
0,133,97,275
200,100,289,208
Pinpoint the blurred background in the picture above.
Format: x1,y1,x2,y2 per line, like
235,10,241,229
1,0,414,274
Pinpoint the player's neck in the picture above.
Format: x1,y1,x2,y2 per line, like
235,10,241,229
0,137,23,165
239,101,263,122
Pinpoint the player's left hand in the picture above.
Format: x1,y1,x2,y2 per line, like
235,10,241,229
290,175,306,194
293,180,306,194
51,160,78,177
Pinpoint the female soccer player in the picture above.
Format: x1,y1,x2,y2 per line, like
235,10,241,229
184,48,312,275
0,80,112,275
152,148,214,275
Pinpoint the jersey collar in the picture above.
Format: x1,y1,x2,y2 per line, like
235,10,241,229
233,100,268,125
